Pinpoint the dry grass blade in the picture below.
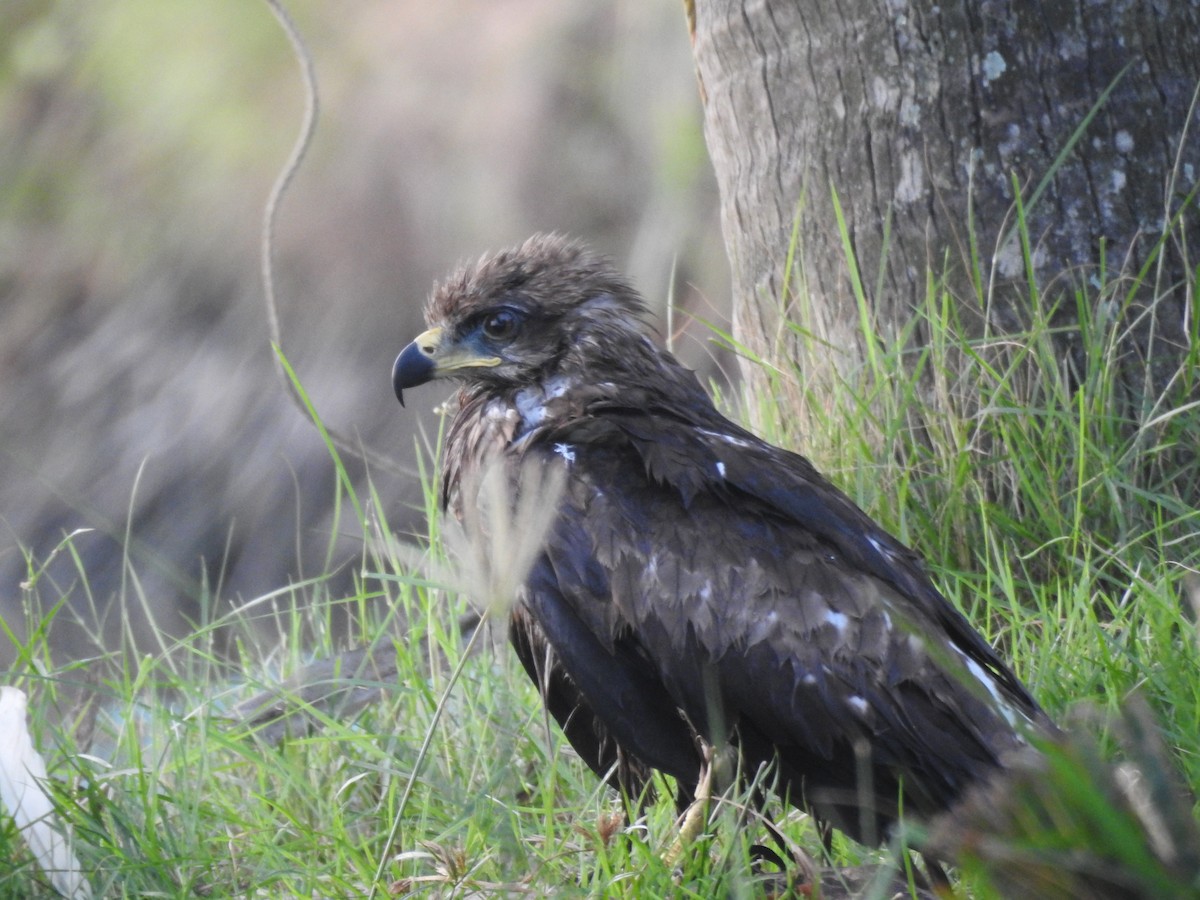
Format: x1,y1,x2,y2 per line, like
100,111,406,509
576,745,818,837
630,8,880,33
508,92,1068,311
368,456,565,898
230,455,566,743
444,455,567,617
260,0,407,476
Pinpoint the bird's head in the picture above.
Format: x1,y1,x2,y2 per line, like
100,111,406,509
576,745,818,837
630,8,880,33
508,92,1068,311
393,234,652,405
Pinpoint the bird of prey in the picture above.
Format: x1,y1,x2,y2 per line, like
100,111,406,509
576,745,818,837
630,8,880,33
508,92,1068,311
392,233,1048,850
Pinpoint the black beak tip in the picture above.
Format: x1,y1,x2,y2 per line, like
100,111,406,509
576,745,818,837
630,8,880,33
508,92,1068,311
392,341,435,406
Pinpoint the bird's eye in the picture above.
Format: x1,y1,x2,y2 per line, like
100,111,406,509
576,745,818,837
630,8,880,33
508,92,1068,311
482,309,520,342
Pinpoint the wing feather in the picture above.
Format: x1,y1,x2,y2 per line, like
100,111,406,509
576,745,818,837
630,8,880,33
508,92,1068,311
525,409,1043,833
584,403,1038,713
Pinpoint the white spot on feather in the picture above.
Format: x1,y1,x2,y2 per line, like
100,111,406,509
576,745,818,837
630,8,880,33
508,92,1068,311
553,443,575,463
514,389,547,428
698,428,754,449
715,460,726,478
514,376,575,430
953,646,1028,730
823,610,850,634
543,375,572,399
847,695,870,716
964,657,1005,706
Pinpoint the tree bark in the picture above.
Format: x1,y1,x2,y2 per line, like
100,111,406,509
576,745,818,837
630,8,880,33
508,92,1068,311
688,0,1200,398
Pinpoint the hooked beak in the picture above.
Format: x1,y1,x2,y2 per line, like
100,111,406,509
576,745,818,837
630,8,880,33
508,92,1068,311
392,326,502,406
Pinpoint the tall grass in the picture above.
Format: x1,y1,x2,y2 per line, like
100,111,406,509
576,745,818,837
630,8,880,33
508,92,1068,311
4,203,1200,896
709,190,1200,893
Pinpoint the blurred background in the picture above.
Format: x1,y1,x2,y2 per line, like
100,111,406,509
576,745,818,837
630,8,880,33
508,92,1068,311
0,0,729,664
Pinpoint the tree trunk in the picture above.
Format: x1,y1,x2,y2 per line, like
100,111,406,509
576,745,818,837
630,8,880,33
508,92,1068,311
688,0,1200,399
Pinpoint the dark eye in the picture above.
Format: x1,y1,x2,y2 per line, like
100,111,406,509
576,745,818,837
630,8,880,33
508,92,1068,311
481,308,520,342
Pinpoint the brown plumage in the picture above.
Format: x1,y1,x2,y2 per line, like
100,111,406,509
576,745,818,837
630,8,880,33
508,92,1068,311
392,233,1049,848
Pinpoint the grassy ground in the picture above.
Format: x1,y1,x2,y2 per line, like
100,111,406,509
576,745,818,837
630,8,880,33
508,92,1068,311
3,220,1199,897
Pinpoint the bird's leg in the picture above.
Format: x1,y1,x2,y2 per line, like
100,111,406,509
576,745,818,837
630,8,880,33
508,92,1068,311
662,742,714,867
672,774,698,818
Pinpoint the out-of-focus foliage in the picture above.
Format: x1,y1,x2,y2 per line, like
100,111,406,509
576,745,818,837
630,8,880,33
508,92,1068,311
0,0,726,663
925,697,1200,899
